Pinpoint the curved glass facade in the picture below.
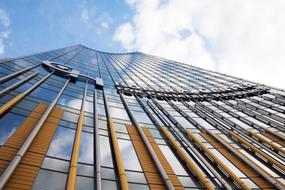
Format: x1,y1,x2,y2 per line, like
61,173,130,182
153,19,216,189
0,44,285,190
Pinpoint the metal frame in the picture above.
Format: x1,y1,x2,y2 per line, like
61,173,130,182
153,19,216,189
66,81,88,190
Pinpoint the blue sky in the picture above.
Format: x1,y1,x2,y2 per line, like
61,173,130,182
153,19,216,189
0,0,132,57
0,0,285,89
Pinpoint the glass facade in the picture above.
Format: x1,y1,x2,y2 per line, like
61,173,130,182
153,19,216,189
0,44,285,190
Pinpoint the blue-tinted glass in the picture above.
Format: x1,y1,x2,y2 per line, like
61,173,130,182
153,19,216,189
118,139,142,171
126,171,147,183
30,86,58,102
102,180,117,190
109,107,129,120
133,111,152,124
32,170,67,190
129,183,149,190
79,132,94,164
100,136,113,167
159,145,188,175
101,167,116,180
0,113,25,145
76,176,94,190
58,94,82,110
78,164,94,177
41,157,69,172
47,127,75,160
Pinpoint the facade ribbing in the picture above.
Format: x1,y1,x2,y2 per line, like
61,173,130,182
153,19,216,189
0,44,285,190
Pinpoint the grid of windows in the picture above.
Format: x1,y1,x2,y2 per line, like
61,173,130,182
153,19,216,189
0,44,285,190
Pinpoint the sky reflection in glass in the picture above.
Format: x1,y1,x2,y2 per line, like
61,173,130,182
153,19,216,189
47,127,75,160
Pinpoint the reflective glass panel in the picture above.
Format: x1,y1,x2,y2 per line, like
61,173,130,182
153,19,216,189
0,113,25,145
32,169,67,190
47,127,75,160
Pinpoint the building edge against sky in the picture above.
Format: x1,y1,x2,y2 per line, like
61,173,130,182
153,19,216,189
0,44,285,190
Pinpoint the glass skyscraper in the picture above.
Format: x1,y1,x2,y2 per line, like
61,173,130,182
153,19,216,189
0,44,285,190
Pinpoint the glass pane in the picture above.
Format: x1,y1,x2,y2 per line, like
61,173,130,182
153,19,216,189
47,127,75,160
100,136,114,167
41,157,69,172
79,132,94,164
159,145,188,175
76,176,94,190
32,170,67,190
109,107,129,120
30,86,58,102
58,94,82,110
118,139,142,171
126,171,147,183
78,164,94,177
129,183,149,190
102,180,118,190
0,113,25,145
101,167,116,180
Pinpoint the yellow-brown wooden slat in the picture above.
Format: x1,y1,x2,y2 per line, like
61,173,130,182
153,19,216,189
201,133,274,190
142,127,185,190
127,125,167,190
0,103,63,190
261,132,285,147
0,104,48,176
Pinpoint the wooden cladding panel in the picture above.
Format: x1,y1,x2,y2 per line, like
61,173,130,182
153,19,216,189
126,125,167,190
0,103,63,190
0,104,48,175
142,127,184,190
201,133,273,190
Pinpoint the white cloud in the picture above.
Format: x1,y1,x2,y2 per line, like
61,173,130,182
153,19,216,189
80,5,112,35
0,9,10,27
80,7,96,26
0,8,10,55
113,0,285,89
80,9,91,25
113,22,135,50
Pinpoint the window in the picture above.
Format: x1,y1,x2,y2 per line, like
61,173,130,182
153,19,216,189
78,164,94,177
126,171,147,183
32,170,67,190
0,113,25,145
118,139,142,171
47,127,75,160
159,145,188,175
79,132,94,164
30,86,58,103
58,94,82,110
41,157,69,172
102,180,118,190
76,176,94,190
100,136,114,167
129,183,149,190
101,167,116,180
109,107,129,120
133,111,152,124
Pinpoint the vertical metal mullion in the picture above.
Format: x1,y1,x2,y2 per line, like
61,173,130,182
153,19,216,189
66,80,88,190
119,93,175,190
151,98,233,190
186,101,285,189
102,88,129,190
136,96,215,190
98,53,129,189
94,87,101,190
